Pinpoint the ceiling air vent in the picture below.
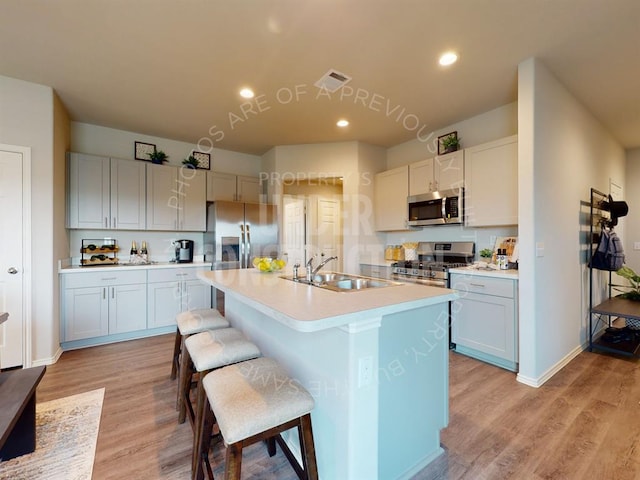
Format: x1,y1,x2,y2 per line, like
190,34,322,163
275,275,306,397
314,69,352,92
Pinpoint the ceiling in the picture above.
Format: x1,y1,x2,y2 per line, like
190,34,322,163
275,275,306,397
1,0,639,156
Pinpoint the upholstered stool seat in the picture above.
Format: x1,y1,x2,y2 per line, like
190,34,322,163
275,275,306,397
178,328,261,429
170,308,229,381
194,357,318,480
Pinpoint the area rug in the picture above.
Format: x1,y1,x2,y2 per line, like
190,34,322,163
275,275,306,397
0,388,104,480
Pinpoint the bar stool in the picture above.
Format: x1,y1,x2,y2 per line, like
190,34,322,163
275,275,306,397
178,328,261,430
194,357,318,480
170,308,229,381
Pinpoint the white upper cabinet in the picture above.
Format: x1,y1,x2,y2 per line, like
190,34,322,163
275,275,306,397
374,165,409,231
207,172,261,203
409,158,435,196
464,135,518,227
409,151,464,196
146,164,206,231
67,152,145,230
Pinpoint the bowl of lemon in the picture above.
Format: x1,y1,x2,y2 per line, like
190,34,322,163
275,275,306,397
252,257,286,273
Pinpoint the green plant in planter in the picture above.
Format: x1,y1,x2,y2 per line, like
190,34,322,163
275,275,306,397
480,248,493,259
148,150,169,164
614,266,640,300
441,134,460,153
182,155,199,169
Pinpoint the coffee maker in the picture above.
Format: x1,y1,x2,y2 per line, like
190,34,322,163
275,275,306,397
174,240,194,263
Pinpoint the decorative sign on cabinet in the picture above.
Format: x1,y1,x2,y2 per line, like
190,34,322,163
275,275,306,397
146,164,207,231
67,153,146,230
464,135,518,227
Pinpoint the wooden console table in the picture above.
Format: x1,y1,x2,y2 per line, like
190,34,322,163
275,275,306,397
0,365,46,460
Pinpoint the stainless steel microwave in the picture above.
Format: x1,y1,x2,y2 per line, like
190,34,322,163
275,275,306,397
407,187,463,226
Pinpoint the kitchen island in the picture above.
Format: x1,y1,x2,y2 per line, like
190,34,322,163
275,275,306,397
197,268,457,480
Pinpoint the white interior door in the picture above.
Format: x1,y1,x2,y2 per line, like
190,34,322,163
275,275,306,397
282,195,306,267
314,196,342,271
0,147,27,368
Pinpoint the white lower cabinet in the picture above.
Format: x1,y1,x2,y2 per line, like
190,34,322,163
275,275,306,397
62,270,147,342
61,265,211,348
450,273,518,371
147,268,212,328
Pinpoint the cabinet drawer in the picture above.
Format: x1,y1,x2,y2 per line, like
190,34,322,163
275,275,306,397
449,274,515,298
63,270,146,289
147,267,201,283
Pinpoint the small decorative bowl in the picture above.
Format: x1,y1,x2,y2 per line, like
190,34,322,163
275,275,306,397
252,257,286,273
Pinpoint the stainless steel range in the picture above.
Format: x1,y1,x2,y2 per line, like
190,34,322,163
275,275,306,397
391,241,475,287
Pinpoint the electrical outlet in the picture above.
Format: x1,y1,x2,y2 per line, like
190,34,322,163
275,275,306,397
634,242,640,251
358,356,373,387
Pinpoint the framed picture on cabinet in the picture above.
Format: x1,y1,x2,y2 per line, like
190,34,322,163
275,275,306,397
135,141,156,161
192,151,211,170
437,131,459,155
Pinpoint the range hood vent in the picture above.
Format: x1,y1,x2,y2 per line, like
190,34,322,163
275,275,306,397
314,69,352,92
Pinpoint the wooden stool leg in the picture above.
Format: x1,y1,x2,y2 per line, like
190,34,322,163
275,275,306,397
192,368,211,473
299,414,318,480
266,436,276,457
178,342,194,423
170,327,182,380
224,443,243,480
193,396,215,480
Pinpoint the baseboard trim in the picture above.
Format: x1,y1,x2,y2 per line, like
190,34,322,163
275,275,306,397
516,344,584,388
31,345,63,366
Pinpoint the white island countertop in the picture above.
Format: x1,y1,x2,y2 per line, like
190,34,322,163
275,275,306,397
198,268,457,332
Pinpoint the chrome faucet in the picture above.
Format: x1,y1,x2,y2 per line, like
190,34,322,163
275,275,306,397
305,255,316,282
311,255,338,276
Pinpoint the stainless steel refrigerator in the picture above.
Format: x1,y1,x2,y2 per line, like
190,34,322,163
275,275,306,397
204,201,279,269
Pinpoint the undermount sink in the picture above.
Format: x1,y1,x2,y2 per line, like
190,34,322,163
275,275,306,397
281,272,401,292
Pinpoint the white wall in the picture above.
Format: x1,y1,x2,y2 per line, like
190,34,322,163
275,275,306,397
517,58,626,386
386,102,518,169
71,122,262,176
0,75,60,365
625,148,640,272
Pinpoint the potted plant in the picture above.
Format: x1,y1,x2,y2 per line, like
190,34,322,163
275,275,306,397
148,150,169,164
441,134,461,153
614,266,640,301
480,248,493,260
182,155,199,169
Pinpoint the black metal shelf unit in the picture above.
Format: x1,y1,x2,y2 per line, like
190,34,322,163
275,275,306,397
588,187,640,357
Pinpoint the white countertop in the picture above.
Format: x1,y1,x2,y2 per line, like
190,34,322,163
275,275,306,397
198,269,457,332
449,265,519,280
59,261,212,274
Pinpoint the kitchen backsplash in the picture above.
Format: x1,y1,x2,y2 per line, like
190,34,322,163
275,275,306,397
68,230,205,264
384,224,518,260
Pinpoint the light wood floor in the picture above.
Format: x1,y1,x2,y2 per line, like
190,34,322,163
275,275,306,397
36,334,640,479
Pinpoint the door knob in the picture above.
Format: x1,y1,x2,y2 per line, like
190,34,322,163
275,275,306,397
7,267,18,274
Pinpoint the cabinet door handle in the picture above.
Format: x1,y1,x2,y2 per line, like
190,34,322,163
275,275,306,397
105,217,108,228
469,283,485,288
111,287,115,299
101,277,117,281
113,217,116,229
176,273,188,277
103,287,106,299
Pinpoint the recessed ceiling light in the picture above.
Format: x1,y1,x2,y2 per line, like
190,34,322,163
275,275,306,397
336,119,349,127
439,52,458,66
239,88,254,99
